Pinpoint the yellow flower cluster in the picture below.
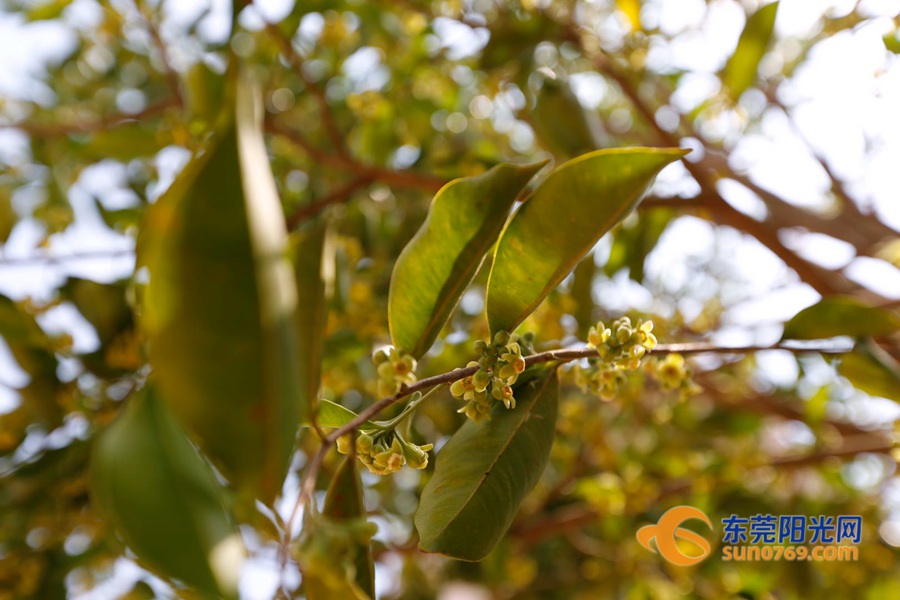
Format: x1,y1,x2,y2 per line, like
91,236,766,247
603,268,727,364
337,429,433,475
450,331,527,422
647,353,701,399
373,347,417,398
576,317,657,400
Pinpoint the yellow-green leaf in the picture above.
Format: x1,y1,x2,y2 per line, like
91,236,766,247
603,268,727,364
292,219,328,425
486,147,687,335
313,399,375,429
389,161,547,358
840,345,900,402
781,296,900,340
532,75,603,158
415,368,558,561
90,384,245,598
722,2,779,100
140,78,302,503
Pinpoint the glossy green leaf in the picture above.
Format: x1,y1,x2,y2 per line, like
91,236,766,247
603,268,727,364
722,2,779,100
781,297,900,340
486,147,687,335
292,219,328,425
90,384,245,598
319,457,375,598
839,345,900,402
389,160,547,358
415,368,559,561
313,399,375,430
140,79,302,503
604,209,674,283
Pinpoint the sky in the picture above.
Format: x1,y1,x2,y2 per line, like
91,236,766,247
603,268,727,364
1,0,900,597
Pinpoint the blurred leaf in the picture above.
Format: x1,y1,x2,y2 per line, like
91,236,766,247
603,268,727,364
317,457,374,598
415,368,558,561
313,399,374,429
61,278,132,346
389,161,547,357
90,384,245,598
292,219,328,425
781,296,900,340
140,78,302,503
0,187,15,243
722,1,779,100
185,60,227,126
93,197,143,232
0,294,61,424
532,75,604,158
486,148,687,335
884,31,900,54
840,345,900,402
604,208,674,282
26,0,70,21
73,124,171,161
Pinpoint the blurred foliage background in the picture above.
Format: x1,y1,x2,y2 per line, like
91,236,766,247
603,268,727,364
1,0,900,598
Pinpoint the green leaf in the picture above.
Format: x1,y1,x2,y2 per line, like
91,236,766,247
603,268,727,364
139,77,303,503
291,219,328,425
781,297,900,340
486,147,687,335
389,160,547,358
839,345,900,402
0,187,15,244
90,384,245,598
415,368,559,561
884,31,900,54
604,208,674,283
532,75,604,158
313,399,375,429
61,278,132,346
73,123,171,161
722,2,779,100
320,457,375,598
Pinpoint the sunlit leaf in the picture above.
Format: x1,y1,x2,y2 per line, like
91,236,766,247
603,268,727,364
415,368,559,561
722,2,779,100
90,384,245,598
312,399,375,430
781,297,900,340
389,160,547,358
140,77,302,503
486,148,687,335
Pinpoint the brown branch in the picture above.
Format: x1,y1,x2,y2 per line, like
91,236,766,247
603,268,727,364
0,249,135,268
257,14,349,158
283,339,856,555
134,0,183,106
0,99,179,138
286,177,373,229
266,121,447,193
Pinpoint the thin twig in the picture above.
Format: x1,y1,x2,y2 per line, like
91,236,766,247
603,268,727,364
0,249,135,268
282,339,856,555
286,176,374,229
0,99,179,138
134,0,183,106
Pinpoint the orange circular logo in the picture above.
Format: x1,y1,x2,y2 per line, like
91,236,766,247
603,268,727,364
636,506,713,566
